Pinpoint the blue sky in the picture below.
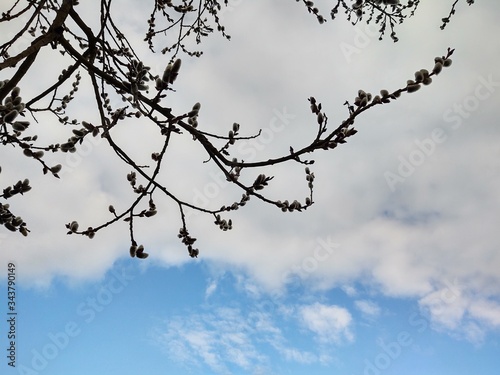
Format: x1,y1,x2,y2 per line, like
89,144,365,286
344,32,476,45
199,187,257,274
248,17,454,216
3,260,500,375
1,0,500,374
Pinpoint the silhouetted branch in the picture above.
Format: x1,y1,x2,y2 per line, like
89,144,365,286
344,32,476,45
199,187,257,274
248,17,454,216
0,0,466,258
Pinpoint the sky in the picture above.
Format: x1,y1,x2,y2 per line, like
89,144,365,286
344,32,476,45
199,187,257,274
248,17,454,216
1,0,500,374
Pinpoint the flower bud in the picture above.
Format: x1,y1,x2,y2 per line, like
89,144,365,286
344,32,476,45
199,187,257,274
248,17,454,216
162,63,172,82
3,110,18,123
407,83,421,93
434,57,444,64
70,221,79,232
11,87,21,98
49,164,62,174
172,58,181,73
12,121,28,131
129,245,137,257
432,62,443,75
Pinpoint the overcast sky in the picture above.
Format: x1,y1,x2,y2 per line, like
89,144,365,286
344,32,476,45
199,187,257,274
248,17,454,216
1,1,500,374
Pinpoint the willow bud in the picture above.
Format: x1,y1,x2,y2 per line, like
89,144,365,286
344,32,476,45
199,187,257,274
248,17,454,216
162,63,172,82
432,62,443,75
434,57,444,64
51,164,62,174
11,87,21,98
70,221,79,232
129,245,137,257
3,110,18,123
407,83,421,93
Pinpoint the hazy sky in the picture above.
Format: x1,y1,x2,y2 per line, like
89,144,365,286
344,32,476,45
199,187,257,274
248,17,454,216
1,1,500,374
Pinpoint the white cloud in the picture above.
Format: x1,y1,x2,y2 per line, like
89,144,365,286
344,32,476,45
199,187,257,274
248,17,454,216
418,284,500,344
355,300,381,318
274,346,318,365
2,0,500,346
419,288,468,330
342,285,358,297
300,303,354,344
469,300,500,327
205,279,217,299
153,309,266,374
152,304,327,374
